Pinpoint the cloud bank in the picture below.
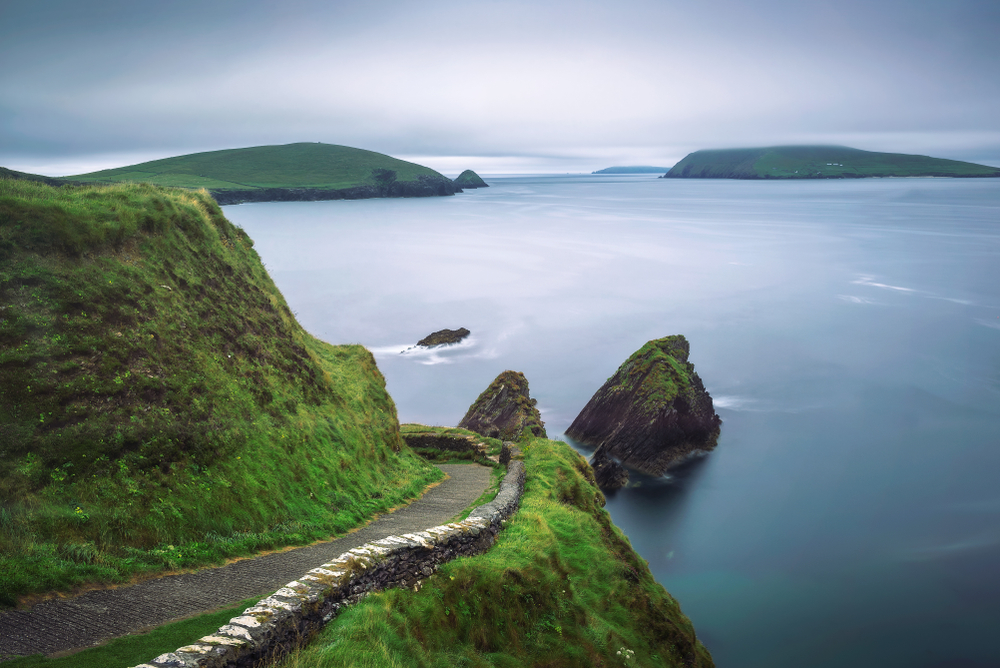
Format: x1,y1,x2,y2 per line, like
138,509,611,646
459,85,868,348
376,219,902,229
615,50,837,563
2,0,999,174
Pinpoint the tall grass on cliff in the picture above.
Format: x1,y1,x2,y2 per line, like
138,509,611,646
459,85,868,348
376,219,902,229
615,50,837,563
0,178,442,607
278,438,714,668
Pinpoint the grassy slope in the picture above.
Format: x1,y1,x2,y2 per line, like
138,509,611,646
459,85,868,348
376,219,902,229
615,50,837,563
61,143,449,191
665,145,1000,179
278,438,714,668
0,167,67,188
0,178,442,606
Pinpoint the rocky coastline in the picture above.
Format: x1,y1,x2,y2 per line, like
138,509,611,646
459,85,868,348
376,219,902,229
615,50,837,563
211,175,460,205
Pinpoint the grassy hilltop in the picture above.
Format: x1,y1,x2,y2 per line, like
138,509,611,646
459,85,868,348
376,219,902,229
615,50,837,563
61,143,457,203
664,145,1000,179
0,178,442,606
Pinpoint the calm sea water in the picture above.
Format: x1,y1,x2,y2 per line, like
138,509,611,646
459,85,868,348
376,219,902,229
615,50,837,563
225,176,1000,668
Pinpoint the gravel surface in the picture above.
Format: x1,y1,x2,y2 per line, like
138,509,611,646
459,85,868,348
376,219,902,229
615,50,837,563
0,464,492,661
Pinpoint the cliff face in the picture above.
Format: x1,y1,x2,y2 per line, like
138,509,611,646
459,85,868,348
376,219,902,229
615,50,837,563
458,370,546,441
566,336,720,477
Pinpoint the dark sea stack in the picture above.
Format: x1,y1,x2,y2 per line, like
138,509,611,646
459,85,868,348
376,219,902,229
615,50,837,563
590,449,629,491
566,335,721,476
417,327,470,347
458,370,547,441
453,169,489,188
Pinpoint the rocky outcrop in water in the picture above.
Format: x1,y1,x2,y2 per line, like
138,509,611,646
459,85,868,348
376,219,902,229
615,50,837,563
458,370,546,441
453,170,489,188
589,449,630,491
417,328,470,347
566,335,720,481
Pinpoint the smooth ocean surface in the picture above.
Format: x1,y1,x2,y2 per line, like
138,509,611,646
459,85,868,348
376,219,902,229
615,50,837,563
226,175,1000,667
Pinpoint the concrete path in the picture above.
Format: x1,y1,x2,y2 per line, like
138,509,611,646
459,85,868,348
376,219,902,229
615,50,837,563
0,464,492,661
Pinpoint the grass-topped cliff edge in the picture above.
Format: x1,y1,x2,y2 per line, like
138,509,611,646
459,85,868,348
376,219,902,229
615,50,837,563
59,143,459,204
664,145,1000,179
0,178,443,607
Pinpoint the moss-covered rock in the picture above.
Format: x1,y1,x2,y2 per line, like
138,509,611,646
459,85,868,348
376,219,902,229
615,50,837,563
416,327,469,346
452,169,489,189
566,335,721,478
458,370,546,441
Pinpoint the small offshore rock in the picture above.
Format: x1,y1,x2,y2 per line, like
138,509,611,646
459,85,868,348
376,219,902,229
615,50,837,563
417,327,470,347
453,170,489,189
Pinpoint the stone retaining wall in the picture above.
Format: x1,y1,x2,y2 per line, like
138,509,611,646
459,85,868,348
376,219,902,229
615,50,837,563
133,460,525,668
402,431,486,455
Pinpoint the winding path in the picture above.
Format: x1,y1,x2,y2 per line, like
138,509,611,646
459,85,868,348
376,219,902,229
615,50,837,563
0,464,492,661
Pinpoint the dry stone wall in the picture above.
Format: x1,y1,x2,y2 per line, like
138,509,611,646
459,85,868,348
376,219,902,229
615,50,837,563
132,460,525,668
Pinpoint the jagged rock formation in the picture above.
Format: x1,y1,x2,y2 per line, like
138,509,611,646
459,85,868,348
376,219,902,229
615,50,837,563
417,327,470,347
567,336,721,480
458,371,546,441
453,170,489,188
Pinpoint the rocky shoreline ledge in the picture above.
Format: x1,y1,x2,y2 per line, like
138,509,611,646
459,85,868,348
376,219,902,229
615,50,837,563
211,175,460,205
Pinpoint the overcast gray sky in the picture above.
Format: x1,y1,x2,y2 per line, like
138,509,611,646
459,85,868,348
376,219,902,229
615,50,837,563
2,0,999,175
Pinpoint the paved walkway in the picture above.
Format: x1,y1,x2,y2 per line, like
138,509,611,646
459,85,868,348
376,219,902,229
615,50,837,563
0,464,492,661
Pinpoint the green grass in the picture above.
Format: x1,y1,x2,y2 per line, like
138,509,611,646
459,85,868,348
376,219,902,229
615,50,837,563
665,145,1000,179
0,178,442,607
0,596,260,667
61,143,450,192
275,438,714,668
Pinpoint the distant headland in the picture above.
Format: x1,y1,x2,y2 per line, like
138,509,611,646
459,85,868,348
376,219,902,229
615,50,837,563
592,166,671,174
662,145,1000,180
3,143,472,204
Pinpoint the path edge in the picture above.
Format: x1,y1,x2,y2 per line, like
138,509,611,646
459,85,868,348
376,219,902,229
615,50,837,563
132,460,526,668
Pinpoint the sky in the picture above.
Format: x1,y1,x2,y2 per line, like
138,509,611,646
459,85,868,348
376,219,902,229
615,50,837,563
2,0,999,175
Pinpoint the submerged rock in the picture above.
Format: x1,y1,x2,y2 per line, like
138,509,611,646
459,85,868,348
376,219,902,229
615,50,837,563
458,370,547,441
453,170,489,189
566,335,721,477
590,449,629,491
417,327,470,347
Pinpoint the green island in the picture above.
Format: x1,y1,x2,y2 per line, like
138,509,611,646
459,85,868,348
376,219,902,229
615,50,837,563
0,178,713,667
663,145,1000,179
53,142,459,204
452,170,489,189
